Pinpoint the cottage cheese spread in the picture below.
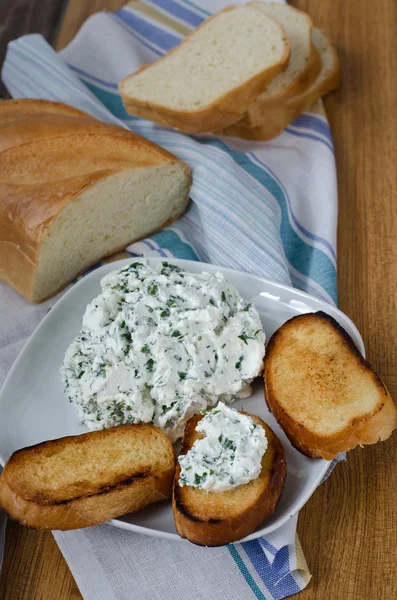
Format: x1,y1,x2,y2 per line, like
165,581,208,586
61,260,266,441
178,403,267,491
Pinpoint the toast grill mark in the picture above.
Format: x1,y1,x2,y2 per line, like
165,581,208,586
28,472,150,506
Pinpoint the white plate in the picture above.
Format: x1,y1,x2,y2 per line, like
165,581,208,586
0,259,364,542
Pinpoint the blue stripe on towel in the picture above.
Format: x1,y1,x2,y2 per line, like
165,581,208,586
179,0,210,17
292,114,332,142
145,0,204,27
80,81,131,119
115,7,182,50
242,540,301,600
149,230,200,260
194,138,337,303
285,127,334,152
67,64,118,89
248,152,336,261
227,545,268,600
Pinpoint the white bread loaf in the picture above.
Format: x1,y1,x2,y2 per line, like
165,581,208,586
0,99,191,303
221,28,340,141
235,2,321,128
119,4,290,133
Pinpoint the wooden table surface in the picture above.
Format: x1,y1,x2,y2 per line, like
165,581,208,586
1,0,396,598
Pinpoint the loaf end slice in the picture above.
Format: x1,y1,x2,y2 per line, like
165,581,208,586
221,28,339,141
264,312,397,459
119,4,290,133
0,424,176,529
173,413,286,546
236,2,321,127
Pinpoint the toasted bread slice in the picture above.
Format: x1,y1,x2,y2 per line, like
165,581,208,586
173,412,286,546
119,5,290,133
0,424,175,530
222,28,339,141
264,312,397,460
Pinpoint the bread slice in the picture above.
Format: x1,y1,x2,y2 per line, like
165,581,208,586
173,412,286,546
232,2,321,129
264,312,397,460
119,5,290,133
222,28,339,141
0,99,191,303
0,424,175,530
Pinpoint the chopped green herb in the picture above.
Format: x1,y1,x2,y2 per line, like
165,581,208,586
235,356,243,369
141,344,150,354
221,291,226,302
238,334,249,345
146,358,155,372
160,308,170,318
166,297,177,308
194,472,207,485
121,331,132,344
77,370,85,379
218,434,236,452
160,262,181,275
178,372,187,381
148,283,158,296
209,298,215,306
172,330,183,338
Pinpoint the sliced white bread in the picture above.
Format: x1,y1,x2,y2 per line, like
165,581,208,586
0,99,191,303
233,2,321,128
264,312,397,460
222,27,340,141
221,28,340,141
119,4,290,133
0,424,176,530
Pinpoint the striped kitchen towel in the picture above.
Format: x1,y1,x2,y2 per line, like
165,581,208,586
1,1,340,598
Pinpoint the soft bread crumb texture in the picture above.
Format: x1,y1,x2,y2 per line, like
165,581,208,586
0,101,191,303
33,163,188,302
122,5,288,111
249,2,314,98
266,314,389,436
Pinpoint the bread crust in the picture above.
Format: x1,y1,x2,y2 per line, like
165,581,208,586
264,312,397,460
234,4,321,128
0,424,176,530
0,99,94,123
221,29,340,141
0,99,191,303
119,5,290,133
172,413,286,546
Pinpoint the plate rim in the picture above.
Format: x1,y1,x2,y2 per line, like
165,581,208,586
0,258,364,541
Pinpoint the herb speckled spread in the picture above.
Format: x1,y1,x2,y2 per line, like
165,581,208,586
61,261,266,441
178,403,268,491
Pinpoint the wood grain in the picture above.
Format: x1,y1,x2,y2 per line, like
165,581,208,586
1,0,397,598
